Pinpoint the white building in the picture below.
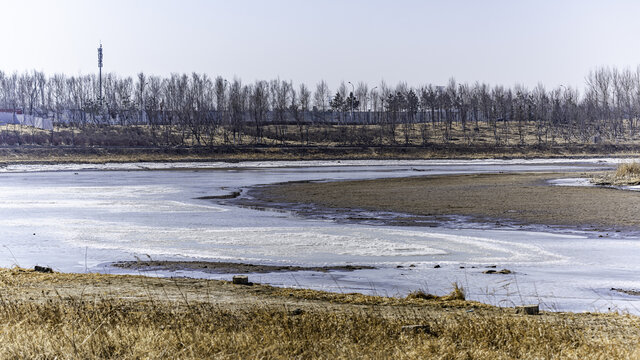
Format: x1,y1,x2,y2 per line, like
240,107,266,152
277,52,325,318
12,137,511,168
0,110,53,130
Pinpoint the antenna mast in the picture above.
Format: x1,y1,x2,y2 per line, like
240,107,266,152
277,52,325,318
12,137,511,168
98,42,103,105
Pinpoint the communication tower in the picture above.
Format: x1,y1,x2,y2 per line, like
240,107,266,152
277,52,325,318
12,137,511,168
98,43,103,105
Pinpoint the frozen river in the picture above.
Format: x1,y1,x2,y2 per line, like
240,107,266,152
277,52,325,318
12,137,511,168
1,158,639,313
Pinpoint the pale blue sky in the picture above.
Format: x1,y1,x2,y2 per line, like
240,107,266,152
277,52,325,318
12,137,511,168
1,0,639,90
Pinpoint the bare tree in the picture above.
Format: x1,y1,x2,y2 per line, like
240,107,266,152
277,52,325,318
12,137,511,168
298,83,311,144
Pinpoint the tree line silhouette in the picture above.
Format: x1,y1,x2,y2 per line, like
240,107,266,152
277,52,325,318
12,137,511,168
0,66,637,147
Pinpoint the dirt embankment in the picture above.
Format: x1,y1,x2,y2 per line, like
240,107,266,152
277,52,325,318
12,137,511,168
2,144,640,165
257,172,640,230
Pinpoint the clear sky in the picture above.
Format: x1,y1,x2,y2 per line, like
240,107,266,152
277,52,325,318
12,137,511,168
1,0,640,90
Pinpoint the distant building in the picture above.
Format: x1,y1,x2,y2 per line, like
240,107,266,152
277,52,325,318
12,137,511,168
0,109,21,125
0,109,53,130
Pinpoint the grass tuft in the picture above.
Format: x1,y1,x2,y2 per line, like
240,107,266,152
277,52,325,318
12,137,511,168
592,161,640,185
441,282,466,301
406,290,439,300
406,284,465,302
615,161,640,178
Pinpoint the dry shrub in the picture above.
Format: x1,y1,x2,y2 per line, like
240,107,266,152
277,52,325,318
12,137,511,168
441,282,466,301
406,290,439,300
591,161,640,185
615,161,640,178
407,283,465,301
271,283,475,309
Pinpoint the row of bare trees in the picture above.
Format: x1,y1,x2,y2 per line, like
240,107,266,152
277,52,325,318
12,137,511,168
0,67,639,147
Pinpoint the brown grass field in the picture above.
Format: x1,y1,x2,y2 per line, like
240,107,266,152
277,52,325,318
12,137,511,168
0,267,637,359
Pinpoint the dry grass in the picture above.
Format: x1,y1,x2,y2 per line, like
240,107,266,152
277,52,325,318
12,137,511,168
406,283,466,302
592,161,640,185
616,161,640,180
0,268,637,359
270,282,473,308
2,299,638,359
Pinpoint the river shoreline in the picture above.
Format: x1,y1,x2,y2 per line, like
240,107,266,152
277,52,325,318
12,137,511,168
0,144,640,165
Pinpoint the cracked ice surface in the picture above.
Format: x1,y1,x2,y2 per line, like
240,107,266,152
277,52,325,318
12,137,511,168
0,159,638,313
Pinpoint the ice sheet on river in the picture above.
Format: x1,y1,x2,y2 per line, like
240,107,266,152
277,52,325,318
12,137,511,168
0,159,638,314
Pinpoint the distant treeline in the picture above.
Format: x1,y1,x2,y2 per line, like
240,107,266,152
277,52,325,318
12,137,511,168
0,66,637,147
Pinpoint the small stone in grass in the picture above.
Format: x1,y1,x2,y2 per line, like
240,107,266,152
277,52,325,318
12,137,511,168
232,275,250,285
515,305,539,315
34,266,53,273
483,269,512,274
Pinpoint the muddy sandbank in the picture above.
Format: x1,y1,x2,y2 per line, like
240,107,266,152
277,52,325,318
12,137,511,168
112,260,375,274
253,172,640,230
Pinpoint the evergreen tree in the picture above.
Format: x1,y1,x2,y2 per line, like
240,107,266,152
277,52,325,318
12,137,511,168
345,92,360,111
330,91,344,111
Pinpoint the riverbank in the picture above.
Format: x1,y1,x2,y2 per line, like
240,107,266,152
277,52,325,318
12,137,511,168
0,267,637,359
255,172,640,231
1,144,640,165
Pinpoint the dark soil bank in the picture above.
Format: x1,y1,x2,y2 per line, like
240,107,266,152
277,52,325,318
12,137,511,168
112,260,375,274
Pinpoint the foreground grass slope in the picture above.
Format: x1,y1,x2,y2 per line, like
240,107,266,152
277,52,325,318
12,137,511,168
0,268,637,359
